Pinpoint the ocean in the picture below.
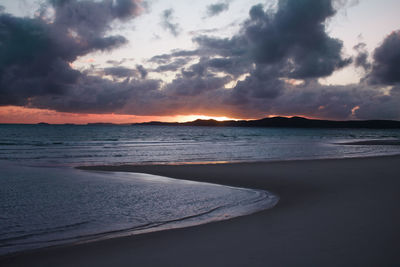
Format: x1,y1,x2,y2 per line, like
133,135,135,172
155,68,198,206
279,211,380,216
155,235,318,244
1,124,399,255
1,124,400,166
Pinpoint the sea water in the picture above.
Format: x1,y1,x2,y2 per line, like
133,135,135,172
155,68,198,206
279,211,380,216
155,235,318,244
1,125,399,255
0,124,400,166
0,162,277,255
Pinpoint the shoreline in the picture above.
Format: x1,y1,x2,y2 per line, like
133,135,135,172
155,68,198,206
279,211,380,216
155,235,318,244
2,155,400,266
0,166,278,258
75,151,400,169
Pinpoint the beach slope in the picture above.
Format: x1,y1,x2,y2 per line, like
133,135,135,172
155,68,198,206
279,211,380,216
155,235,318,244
2,156,400,266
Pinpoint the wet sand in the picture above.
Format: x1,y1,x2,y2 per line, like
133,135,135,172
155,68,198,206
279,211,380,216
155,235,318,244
2,156,400,266
340,140,400,145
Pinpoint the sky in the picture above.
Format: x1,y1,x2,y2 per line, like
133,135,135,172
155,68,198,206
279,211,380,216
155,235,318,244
0,0,400,124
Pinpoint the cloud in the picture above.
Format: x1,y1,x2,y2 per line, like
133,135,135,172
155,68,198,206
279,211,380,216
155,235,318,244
103,66,136,78
1,0,400,121
142,0,399,120
188,0,352,82
153,58,192,72
113,0,144,18
205,2,230,17
165,75,231,97
160,8,181,37
244,1,352,78
167,0,352,106
353,42,371,71
136,64,148,79
0,0,144,106
106,58,134,66
31,75,162,114
149,50,198,64
368,30,400,85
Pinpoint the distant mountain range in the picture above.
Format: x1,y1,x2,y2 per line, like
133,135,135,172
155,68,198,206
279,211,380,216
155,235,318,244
133,116,400,129
20,116,400,128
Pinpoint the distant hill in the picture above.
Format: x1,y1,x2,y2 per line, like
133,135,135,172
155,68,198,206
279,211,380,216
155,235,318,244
133,116,400,129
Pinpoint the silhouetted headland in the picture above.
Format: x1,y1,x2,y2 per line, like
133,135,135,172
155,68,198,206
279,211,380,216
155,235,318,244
134,116,400,129
11,116,398,129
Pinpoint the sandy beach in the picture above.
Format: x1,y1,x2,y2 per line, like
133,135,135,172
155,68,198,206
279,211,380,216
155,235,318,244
2,155,400,266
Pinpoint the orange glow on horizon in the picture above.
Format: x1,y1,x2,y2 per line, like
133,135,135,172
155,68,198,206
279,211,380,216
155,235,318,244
0,106,324,124
173,115,239,122
0,106,240,124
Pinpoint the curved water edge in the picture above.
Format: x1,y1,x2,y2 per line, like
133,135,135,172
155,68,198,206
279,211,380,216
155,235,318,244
2,125,399,256
0,164,278,256
72,181,279,247
336,139,400,146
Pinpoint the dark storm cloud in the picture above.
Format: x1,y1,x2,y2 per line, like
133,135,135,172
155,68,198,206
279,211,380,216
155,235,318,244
160,0,351,106
353,42,371,70
50,0,141,50
160,8,180,37
369,31,400,85
277,82,400,120
353,87,400,120
228,65,285,104
2,0,400,121
0,0,144,106
205,2,230,17
153,58,192,72
242,0,352,78
141,0,399,120
136,64,148,79
177,55,251,79
113,0,143,18
165,75,231,96
106,58,134,66
103,66,136,78
180,59,209,78
0,13,80,105
177,0,351,84
31,76,162,114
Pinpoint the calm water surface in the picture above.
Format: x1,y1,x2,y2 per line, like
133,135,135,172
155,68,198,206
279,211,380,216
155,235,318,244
1,124,400,166
1,125,399,255
0,162,277,255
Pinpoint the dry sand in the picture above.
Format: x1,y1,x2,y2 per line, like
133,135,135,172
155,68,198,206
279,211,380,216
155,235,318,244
2,156,400,266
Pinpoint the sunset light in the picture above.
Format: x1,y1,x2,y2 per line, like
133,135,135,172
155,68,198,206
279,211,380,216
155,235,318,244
173,115,239,123
1,1,399,265
0,106,240,124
